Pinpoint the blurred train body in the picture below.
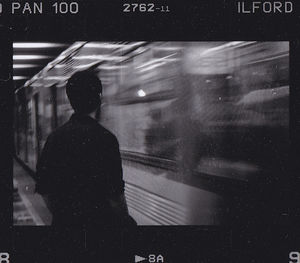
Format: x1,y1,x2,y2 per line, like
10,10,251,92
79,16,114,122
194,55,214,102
14,41,289,225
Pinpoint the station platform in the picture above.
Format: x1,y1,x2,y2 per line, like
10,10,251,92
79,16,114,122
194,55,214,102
12,159,148,226
13,160,52,225
13,157,228,226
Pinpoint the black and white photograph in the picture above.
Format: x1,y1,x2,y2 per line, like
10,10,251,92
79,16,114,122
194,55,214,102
13,41,289,226
0,1,298,261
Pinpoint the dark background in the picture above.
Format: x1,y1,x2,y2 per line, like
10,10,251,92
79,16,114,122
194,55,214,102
0,0,299,262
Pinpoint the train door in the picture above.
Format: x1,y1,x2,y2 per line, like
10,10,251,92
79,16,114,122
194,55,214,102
15,90,28,163
27,93,41,170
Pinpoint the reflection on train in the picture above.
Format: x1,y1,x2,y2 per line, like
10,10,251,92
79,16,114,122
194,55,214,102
14,41,289,225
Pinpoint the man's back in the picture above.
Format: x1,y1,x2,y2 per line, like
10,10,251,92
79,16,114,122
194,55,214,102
35,113,125,226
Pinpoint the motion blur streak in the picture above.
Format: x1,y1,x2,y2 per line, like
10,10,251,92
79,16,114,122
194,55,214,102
14,42,289,225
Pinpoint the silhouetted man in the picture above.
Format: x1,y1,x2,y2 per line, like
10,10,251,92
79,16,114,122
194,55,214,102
35,71,135,226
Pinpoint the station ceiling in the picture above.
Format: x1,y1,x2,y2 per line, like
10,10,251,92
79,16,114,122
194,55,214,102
13,42,70,90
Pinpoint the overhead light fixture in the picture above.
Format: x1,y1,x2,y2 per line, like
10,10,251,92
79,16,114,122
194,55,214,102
73,64,91,69
65,41,86,52
51,55,67,63
13,42,68,48
13,64,40,69
127,42,147,48
73,55,126,61
13,55,52,60
137,89,146,97
98,65,127,70
136,53,178,69
200,41,257,56
13,76,28,80
54,64,67,69
139,62,166,72
31,83,43,87
84,43,127,49
45,76,68,80
153,46,181,51
73,61,99,69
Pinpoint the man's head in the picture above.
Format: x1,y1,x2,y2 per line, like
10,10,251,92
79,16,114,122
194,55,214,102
66,70,102,114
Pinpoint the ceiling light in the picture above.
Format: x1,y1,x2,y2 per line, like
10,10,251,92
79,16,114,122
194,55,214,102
44,76,68,80
13,42,67,48
136,53,178,69
13,64,40,69
13,76,28,80
139,62,166,72
73,62,99,69
137,89,146,97
200,41,257,56
98,65,127,70
84,43,127,49
73,55,126,61
153,46,181,51
54,64,66,69
13,55,52,60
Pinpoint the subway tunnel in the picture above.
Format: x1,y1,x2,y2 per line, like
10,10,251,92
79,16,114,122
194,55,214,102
13,41,290,225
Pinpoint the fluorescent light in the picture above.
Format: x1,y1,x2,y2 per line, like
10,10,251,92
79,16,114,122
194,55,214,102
13,76,28,80
73,55,126,61
54,64,66,69
31,83,43,87
98,65,127,70
32,75,39,81
139,62,166,72
73,65,91,69
45,76,68,80
13,55,52,60
13,42,67,48
136,53,178,69
200,41,256,56
127,42,147,48
51,55,67,63
64,41,86,52
84,43,126,49
83,42,146,50
153,46,181,51
137,89,146,97
13,64,40,69
73,61,99,69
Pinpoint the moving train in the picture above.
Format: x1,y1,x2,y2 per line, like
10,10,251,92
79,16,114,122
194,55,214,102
14,41,289,225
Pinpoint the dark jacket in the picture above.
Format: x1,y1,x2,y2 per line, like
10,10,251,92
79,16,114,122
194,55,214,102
35,113,125,226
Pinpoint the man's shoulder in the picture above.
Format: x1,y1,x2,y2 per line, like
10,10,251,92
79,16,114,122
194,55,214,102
47,121,71,138
96,124,119,144
48,119,118,145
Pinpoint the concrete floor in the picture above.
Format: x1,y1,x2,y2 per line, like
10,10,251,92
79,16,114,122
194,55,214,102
13,161,52,225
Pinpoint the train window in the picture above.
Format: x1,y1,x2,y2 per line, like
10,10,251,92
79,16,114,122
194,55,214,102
182,42,289,180
100,44,183,166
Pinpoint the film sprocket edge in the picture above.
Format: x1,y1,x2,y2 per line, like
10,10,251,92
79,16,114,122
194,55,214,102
0,1,299,262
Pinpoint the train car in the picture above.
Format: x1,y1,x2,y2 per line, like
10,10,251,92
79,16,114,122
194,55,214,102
14,41,289,225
